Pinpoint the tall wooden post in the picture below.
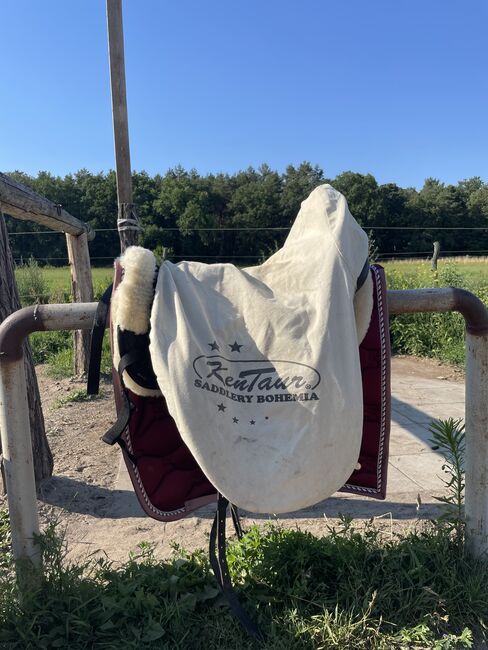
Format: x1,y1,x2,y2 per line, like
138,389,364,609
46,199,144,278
66,233,94,374
431,241,441,271
107,0,140,253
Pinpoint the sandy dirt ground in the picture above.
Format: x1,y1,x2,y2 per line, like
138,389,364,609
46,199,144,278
0,356,462,565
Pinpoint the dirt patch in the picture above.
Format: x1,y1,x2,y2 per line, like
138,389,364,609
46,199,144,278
392,355,464,382
0,358,455,564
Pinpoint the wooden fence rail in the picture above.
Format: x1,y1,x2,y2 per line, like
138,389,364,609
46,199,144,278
0,171,94,374
0,172,94,240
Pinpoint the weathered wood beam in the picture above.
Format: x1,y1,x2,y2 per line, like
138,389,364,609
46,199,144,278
0,172,95,240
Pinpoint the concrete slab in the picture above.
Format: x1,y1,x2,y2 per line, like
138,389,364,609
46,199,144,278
389,453,447,491
392,399,464,425
388,423,434,455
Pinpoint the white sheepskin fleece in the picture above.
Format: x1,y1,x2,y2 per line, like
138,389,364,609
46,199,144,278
111,246,157,334
111,246,161,397
354,271,374,344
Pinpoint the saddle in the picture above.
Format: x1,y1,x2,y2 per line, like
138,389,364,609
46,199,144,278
88,184,391,640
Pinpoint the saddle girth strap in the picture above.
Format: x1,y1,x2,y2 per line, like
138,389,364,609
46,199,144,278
87,283,113,395
100,351,142,462
209,494,263,642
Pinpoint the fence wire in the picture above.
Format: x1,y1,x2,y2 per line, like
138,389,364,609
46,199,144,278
8,224,488,265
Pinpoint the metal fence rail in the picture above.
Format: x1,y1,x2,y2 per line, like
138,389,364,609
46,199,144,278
0,289,487,571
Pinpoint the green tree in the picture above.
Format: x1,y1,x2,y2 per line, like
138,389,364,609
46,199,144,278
331,172,381,228
229,165,283,263
281,162,324,224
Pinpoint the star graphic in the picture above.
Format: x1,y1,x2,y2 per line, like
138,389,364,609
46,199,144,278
208,341,220,351
232,417,239,423
250,420,256,425
229,341,243,353
217,403,226,412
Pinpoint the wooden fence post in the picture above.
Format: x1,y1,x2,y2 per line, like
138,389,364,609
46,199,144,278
66,233,94,375
107,0,140,253
431,241,441,271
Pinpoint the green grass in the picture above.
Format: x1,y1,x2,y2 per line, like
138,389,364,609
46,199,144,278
39,266,113,294
0,518,483,649
14,263,113,306
383,257,488,284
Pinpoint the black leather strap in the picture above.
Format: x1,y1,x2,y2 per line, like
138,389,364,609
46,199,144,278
87,283,113,395
230,503,244,540
101,387,131,446
209,494,263,642
101,351,141,446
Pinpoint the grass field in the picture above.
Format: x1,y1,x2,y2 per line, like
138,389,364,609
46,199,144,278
14,263,113,305
22,257,488,295
382,257,488,283
39,266,113,293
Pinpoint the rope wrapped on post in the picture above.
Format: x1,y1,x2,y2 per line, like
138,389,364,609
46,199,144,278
117,203,141,252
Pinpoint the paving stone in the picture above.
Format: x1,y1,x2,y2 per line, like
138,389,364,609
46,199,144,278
389,453,447,491
388,423,435,455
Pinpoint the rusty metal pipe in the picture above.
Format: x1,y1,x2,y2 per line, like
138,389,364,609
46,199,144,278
0,361,40,565
388,287,488,336
0,304,97,566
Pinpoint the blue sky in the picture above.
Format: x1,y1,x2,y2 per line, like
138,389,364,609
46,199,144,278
1,0,487,188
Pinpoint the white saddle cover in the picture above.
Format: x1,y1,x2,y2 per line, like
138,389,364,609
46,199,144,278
149,184,372,513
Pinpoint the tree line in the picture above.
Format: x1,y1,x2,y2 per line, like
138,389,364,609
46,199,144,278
5,164,488,265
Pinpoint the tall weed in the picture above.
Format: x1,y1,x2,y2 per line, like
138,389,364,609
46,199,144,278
429,418,466,543
15,258,49,306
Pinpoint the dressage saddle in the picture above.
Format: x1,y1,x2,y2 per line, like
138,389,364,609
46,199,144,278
87,184,391,641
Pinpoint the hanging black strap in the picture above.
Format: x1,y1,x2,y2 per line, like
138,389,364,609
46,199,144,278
230,503,244,540
101,350,142,446
87,283,113,395
209,494,263,643
101,388,131,446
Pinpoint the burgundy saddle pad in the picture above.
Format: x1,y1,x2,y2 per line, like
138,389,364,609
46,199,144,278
107,263,390,520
